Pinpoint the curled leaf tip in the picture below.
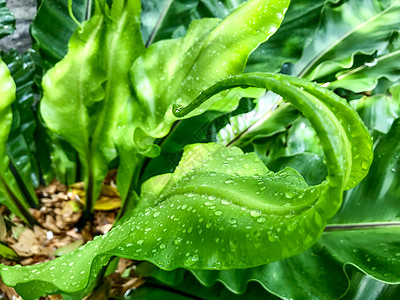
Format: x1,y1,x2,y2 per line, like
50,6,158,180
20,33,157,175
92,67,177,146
68,0,83,32
173,104,184,117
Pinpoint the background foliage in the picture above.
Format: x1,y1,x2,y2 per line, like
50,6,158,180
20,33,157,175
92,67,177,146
0,0,399,299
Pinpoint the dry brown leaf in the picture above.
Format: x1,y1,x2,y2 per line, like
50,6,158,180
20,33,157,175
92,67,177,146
0,278,21,299
70,182,121,211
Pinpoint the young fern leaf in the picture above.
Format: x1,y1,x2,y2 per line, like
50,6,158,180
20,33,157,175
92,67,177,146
0,74,372,299
0,59,35,224
40,0,145,213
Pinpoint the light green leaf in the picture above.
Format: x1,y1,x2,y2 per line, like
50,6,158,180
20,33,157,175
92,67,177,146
246,0,329,73
293,0,400,80
40,0,145,210
2,50,40,206
130,0,290,142
349,86,400,134
141,0,247,46
0,73,372,299
174,73,372,189
218,0,400,150
0,58,34,223
148,116,400,300
329,49,400,92
148,118,400,300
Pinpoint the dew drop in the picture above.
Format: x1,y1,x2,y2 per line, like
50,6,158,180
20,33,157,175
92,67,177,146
361,160,369,170
285,190,295,198
257,217,266,223
250,210,262,217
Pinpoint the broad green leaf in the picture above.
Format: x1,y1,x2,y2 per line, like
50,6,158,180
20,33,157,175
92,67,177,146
40,0,145,210
349,87,400,134
0,58,34,223
0,73,372,299
31,0,90,70
343,272,400,300
245,0,328,73
329,49,400,92
0,0,15,39
141,0,251,46
141,98,257,183
219,0,400,149
248,117,324,167
293,0,400,80
141,0,198,45
173,73,372,189
2,50,40,206
219,103,298,149
267,152,327,185
130,0,290,143
147,117,400,300
122,0,289,206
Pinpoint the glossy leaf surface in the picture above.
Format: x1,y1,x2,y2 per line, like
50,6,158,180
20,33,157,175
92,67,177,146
329,49,400,92
147,118,400,299
0,58,33,223
141,0,247,46
2,50,40,206
40,0,145,209
31,0,90,70
245,0,327,73
218,0,400,149
130,0,290,142
293,0,400,80
0,0,15,39
0,73,372,299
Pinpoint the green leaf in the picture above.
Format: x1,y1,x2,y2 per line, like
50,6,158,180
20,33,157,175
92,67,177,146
343,272,400,300
0,0,15,39
329,49,400,92
174,73,372,190
218,0,400,150
0,73,372,299
141,0,198,45
141,0,248,46
349,86,400,134
220,104,299,149
31,0,90,70
147,117,400,300
293,0,400,80
0,243,19,261
40,0,145,210
245,0,328,73
131,0,290,142
2,50,40,206
267,152,327,185
141,98,257,184
0,58,34,223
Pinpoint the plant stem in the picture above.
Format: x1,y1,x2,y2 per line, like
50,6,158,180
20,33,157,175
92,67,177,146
0,176,37,226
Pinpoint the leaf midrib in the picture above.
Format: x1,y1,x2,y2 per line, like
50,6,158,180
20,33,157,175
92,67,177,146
297,0,400,78
145,0,173,47
336,49,400,80
324,222,400,231
159,184,320,216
